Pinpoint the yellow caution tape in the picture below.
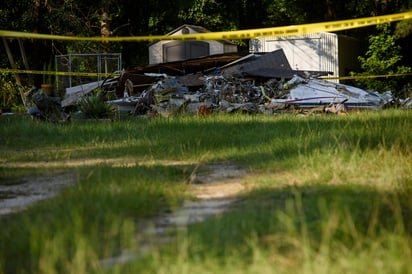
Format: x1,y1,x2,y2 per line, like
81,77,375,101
321,73,412,80
0,68,121,77
1,68,410,81
0,11,411,42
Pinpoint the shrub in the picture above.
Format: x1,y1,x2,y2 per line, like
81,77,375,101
77,88,116,119
352,24,411,96
0,73,22,111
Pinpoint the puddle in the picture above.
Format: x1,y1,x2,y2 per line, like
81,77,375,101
0,174,76,215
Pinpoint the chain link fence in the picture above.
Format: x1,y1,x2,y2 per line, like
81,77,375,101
55,53,122,94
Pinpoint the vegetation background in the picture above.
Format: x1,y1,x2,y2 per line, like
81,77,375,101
0,0,411,106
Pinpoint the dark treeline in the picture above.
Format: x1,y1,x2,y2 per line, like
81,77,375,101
0,0,411,87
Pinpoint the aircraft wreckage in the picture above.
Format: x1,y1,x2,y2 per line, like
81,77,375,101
62,49,399,117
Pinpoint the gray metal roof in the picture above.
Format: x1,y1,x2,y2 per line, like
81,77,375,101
148,24,237,46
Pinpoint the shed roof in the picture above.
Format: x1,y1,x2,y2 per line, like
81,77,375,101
165,24,210,35
148,24,237,46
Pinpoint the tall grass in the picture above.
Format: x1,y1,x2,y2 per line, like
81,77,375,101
0,110,411,273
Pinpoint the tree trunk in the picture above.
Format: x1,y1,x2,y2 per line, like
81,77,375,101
100,0,111,54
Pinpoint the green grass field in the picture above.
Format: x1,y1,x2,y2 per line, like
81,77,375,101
0,110,411,274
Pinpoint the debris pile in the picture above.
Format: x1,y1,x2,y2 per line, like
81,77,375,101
104,74,394,117
62,49,405,117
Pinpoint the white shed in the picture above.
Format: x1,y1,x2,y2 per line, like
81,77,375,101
249,32,361,82
149,25,238,64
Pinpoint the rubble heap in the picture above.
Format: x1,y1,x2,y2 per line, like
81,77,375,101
62,49,405,117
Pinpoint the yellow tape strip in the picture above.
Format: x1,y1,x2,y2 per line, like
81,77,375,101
0,68,121,77
1,68,411,81
321,73,412,80
0,12,411,42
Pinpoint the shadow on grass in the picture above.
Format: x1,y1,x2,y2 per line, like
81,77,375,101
186,183,412,259
1,112,411,170
1,112,411,271
0,164,191,274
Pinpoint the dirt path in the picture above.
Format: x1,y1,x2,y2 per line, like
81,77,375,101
0,173,76,215
0,161,246,217
144,163,247,229
1,161,248,266
101,162,248,266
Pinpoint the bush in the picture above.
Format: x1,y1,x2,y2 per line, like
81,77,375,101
0,73,23,111
352,24,411,96
77,88,116,119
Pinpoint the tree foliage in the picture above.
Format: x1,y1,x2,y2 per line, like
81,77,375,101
0,73,20,110
0,0,411,106
353,24,411,96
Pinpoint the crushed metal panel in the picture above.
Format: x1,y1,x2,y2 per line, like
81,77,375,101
107,97,140,112
128,53,245,76
176,72,204,87
241,49,293,72
65,80,105,96
221,49,292,76
219,53,260,76
219,53,260,69
279,75,389,109
61,80,105,107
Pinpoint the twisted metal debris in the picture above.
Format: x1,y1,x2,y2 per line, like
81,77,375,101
107,73,396,117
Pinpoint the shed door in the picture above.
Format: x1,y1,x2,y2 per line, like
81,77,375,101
163,41,209,63
268,38,321,71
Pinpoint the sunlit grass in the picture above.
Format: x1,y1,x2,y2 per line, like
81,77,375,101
0,110,411,273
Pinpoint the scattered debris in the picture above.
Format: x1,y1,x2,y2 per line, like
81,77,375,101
61,80,105,107
25,87,70,122
61,49,402,118
271,75,392,110
401,97,412,109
